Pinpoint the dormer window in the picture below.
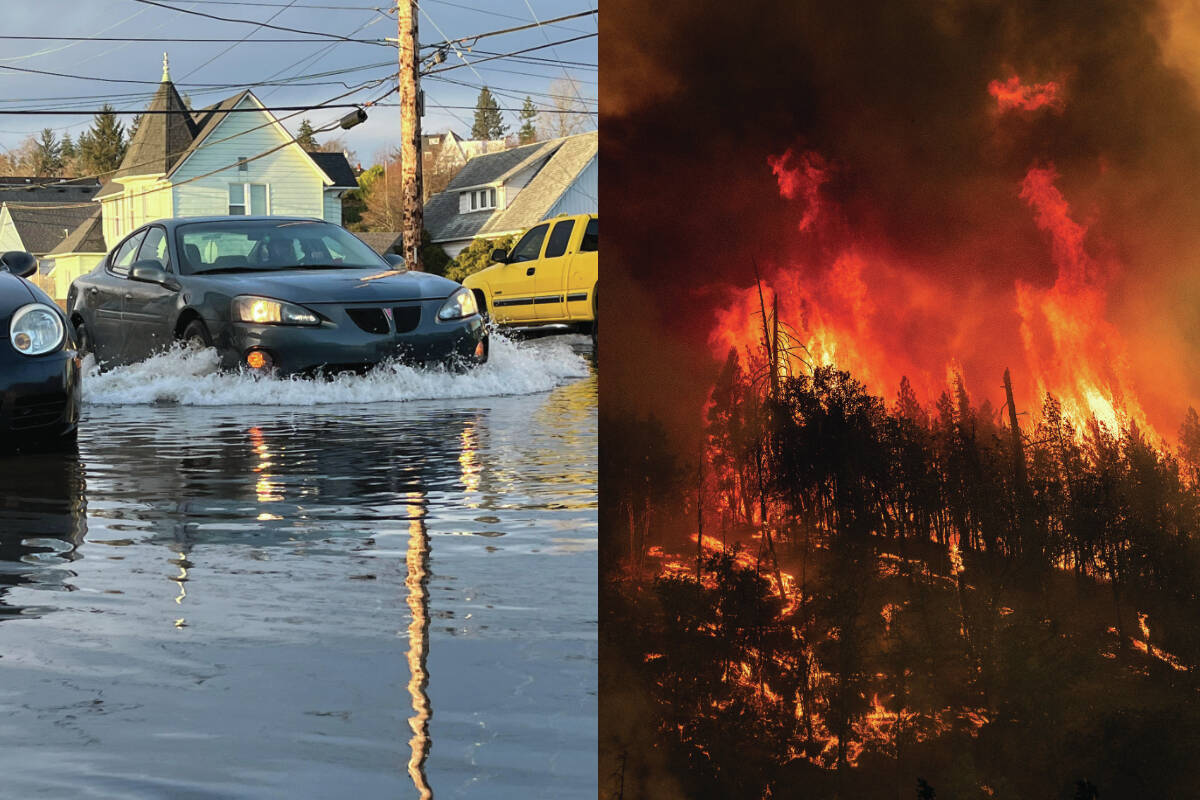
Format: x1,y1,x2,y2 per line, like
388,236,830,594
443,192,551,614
472,188,496,210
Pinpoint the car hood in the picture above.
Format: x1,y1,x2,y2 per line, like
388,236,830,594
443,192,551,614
192,268,461,305
0,270,35,326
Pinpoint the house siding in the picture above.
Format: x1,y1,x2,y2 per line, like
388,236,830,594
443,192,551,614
170,95,327,222
0,208,23,253
546,157,597,217
323,190,343,225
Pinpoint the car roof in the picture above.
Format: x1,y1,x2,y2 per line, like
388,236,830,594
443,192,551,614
149,215,327,230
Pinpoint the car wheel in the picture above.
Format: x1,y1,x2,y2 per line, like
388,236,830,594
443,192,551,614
181,318,213,350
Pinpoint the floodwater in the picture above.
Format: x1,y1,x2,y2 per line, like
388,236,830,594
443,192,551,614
0,334,596,799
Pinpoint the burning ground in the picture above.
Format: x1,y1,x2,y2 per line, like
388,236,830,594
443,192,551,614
602,0,1200,797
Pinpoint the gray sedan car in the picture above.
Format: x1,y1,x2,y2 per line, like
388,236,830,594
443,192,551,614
67,216,486,374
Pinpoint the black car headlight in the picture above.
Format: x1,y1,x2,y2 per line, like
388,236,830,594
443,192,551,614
231,296,320,326
437,287,479,321
9,303,65,356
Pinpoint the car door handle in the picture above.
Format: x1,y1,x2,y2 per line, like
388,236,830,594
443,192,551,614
526,267,536,276
123,293,133,300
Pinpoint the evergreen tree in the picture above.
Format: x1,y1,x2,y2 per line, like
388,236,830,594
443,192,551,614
297,118,318,151
517,96,538,144
59,133,75,161
32,128,62,175
78,105,126,175
471,87,507,140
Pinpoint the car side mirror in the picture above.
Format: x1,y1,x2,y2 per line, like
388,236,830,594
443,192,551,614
490,249,509,264
383,253,407,270
0,250,37,278
130,261,179,289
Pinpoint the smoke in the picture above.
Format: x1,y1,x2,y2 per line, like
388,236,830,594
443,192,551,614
602,0,1200,443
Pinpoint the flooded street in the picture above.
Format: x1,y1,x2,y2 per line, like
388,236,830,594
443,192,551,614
0,335,596,798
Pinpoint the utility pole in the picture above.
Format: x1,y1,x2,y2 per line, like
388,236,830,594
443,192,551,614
397,0,423,270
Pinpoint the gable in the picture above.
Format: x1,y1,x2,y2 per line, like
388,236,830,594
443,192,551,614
169,93,330,186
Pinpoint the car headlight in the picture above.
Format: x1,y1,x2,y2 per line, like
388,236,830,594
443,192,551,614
9,303,64,356
437,287,479,321
231,296,319,326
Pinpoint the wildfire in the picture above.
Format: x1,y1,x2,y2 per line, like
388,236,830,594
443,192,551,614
708,74,1180,446
987,75,1064,113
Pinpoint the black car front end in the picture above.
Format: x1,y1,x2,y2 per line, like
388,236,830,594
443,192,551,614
0,265,81,449
216,294,487,375
0,341,81,445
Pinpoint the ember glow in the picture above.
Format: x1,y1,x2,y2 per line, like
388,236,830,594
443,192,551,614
987,75,1064,113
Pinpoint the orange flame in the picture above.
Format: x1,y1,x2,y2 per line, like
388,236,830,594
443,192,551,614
988,75,1064,112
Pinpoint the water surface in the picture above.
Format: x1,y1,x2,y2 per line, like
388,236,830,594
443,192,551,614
0,334,596,798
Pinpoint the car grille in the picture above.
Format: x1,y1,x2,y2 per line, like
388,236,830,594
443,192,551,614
10,394,66,431
392,305,421,334
346,308,390,334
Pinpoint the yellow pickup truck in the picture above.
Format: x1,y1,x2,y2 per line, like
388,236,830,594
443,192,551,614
462,213,597,332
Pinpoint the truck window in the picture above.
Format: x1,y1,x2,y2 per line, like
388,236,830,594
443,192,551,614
509,223,549,263
580,218,598,252
544,219,575,258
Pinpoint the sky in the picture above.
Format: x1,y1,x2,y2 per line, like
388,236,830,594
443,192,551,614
0,0,597,167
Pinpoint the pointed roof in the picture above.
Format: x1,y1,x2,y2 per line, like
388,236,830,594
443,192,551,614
47,207,104,256
3,203,101,255
114,71,197,180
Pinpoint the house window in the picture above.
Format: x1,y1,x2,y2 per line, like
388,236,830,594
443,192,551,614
229,183,269,215
238,156,248,172
470,191,477,211
475,189,496,210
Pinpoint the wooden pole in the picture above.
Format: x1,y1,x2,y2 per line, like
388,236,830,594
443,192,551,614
398,1,424,270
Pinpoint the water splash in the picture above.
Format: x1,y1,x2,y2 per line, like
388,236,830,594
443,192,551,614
82,333,591,406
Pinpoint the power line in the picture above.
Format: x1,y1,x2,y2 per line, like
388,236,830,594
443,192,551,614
181,0,301,80
422,34,596,76
130,0,391,44
0,58,394,89
417,9,597,51
0,35,381,43
148,1,389,7
425,75,595,106
0,104,375,115
419,0,591,35
520,0,595,125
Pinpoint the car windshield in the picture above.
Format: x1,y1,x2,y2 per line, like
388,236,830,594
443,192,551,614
176,219,386,276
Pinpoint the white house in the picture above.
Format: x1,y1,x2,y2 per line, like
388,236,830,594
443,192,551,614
40,56,357,300
423,131,597,258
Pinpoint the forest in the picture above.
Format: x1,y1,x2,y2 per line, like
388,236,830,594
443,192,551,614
603,333,1200,799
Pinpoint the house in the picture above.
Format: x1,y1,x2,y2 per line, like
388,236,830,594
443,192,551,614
354,231,404,256
421,130,507,201
423,131,597,258
35,55,358,301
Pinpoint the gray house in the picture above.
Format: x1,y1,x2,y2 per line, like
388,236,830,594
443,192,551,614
423,131,597,258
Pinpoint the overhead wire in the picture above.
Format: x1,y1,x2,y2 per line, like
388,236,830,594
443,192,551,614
130,0,391,44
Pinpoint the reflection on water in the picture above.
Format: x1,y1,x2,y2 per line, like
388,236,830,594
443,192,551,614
0,338,595,798
406,493,433,799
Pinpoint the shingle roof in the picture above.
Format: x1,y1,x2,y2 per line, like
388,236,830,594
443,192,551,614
423,132,596,245
354,231,403,255
47,207,105,255
0,181,99,204
480,131,596,237
309,151,357,188
5,203,101,255
117,79,197,179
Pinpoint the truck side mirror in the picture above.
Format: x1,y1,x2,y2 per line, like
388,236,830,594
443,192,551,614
490,249,509,264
